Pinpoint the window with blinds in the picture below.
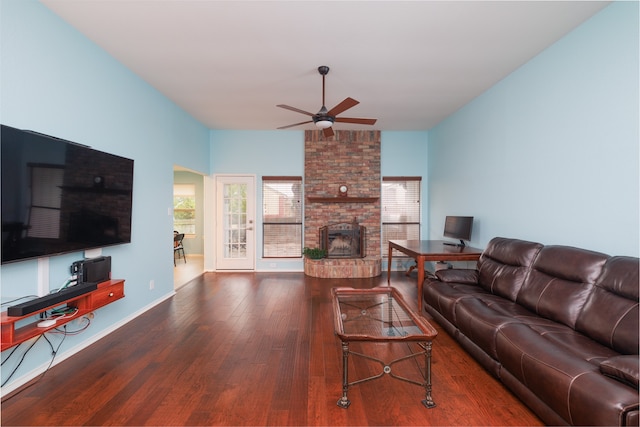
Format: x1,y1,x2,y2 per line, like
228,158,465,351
262,176,303,258
382,177,421,257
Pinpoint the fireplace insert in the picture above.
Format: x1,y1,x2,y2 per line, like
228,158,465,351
320,220,366,258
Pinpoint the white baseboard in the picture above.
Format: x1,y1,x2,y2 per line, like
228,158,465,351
0,291,176,397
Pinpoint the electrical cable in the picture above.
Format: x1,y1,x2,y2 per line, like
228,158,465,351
3,313,91,398
50,306,75,315
50,276,77,294
53,307,79,321
2,326,69,396
53,316,91,335
42,333,55,354
1,343,22,366
1,336,42,387
1,295,40,307
37,326,67,381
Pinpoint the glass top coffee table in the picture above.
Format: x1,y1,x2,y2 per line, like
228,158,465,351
331,286,438,409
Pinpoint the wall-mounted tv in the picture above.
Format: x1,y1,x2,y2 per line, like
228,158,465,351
443,216,473,247
1,125,134,264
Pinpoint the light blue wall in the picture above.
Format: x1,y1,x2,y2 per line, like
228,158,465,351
381,131,429,239
211,130,305,270
211,130,429,270
381,131,429,271
1,0,209,390
211,130,305,175
428,1,639,257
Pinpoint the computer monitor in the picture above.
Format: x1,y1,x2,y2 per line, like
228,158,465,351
443,216,473,247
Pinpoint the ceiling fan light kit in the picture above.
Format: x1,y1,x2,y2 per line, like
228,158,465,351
277,65,377,137
314,119,334,129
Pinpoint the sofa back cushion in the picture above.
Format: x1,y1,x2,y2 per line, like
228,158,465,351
575,256,639,355
516,245,608,329
477,237,543,301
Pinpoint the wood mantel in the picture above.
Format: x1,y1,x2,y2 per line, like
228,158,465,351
307,197,379,203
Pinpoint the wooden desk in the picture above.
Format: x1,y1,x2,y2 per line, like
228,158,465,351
387,240,483,312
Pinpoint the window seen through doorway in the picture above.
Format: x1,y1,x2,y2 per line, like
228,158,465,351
173,184,196,235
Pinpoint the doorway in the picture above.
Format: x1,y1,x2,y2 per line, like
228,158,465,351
215,175,256,270
173,166,206,289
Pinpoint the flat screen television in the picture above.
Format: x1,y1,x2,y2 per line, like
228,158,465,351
1,124,134,264
443,216,473,247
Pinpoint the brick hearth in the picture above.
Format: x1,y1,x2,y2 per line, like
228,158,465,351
304,256,381,278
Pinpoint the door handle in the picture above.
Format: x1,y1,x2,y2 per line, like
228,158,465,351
246,227,253,231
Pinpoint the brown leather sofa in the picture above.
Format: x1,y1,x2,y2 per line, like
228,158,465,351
423,237,639,426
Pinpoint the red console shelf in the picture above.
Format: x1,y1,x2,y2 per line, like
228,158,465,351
1,279,125,351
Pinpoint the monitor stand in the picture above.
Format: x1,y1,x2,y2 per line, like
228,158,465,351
443,240,466,247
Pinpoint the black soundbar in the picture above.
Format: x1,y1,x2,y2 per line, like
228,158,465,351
7,283,98,317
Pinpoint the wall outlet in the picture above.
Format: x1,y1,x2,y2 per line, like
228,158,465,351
149,279,155,290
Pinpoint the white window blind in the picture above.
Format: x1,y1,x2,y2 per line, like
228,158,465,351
262,176,302,258
382,177,421,257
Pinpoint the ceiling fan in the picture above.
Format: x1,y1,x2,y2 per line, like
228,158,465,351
277,66,377,138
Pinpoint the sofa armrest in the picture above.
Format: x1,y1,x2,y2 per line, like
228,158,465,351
435,269,479,284
600,355,639,387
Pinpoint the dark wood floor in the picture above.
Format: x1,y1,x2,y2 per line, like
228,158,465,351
1,272,542,426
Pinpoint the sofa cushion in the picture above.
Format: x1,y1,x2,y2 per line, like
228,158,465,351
496,322,638,426
516,245,608,329
455,293,619,362
523,322,619,363
575,256,639,355
454,296,543,358
476,237,543,301
435,268,478,284
496,322,600,424
600,356,640,388
423,279,489,325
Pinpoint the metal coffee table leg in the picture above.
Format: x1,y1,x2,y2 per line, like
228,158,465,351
337,341,351,408
421,341,436,408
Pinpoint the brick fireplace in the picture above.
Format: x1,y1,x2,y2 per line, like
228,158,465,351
303,130,381,278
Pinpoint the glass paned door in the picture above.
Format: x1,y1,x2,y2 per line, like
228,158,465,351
215,176,255,270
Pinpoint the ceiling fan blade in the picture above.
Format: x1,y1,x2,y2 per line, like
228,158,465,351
277,120,313,130
327,97,359,117
323,127,334,138
334,117,378,125
276,104,315,116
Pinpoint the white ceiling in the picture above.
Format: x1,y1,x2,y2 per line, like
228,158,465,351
41,0,609,132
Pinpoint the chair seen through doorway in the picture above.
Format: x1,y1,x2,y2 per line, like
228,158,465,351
174,232,186,266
